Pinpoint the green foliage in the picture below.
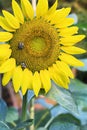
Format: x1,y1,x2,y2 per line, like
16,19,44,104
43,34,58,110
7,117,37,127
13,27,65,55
0,99,7,121
36,128,47,130
70,79,87,94
0,119,33,130
0,121,11,130
81,125,87,130
35,78,87,129
46,113,81,130
51,114,81,126
13,119,33,130
6,107,18,123
70,79,87,110
69,79,87,124
49,122,80,130
47,82,78,114
35,109,51,128
0,100,33,130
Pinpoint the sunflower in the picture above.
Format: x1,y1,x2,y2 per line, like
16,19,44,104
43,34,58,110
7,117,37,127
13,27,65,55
0,0,86,96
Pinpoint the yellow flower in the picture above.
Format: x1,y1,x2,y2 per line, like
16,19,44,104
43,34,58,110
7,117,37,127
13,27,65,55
0,0,86,96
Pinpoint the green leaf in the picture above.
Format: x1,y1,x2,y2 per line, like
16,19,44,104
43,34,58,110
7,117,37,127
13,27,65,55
13,119,33,130
0,99,7,121
0,121,10,130
77,23,87,31
70,79,87,95
46,82,78,114
69,79,87,124
35,109,51,128
81,125,87,130
36,128,47,130
6,107,18,123
50,113,81,126
47,113,80,130
49,122,80,130
69,79,87,105
75,59,87,72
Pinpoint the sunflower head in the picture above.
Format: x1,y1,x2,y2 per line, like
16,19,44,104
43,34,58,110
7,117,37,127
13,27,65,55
0,0,86,96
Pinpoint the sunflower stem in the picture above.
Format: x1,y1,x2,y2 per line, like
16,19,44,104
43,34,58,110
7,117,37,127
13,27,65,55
29,97,35,130
0,75,2,98
21,91,28,130
31,0,37,16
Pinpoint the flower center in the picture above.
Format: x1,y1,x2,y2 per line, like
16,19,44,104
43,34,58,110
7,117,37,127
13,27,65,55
30,37,46,52
10,19,60,72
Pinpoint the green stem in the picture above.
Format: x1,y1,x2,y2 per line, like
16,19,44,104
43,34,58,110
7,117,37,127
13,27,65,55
44,117,54,129
0,75,2,98
11,122,17,127
29,97,35,130
21,91,28,130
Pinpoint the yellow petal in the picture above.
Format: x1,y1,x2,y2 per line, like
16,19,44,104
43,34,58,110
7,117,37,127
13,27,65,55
0,16,15,32
53,63,70,83
55,18,74,28
32,71,41,96
40,70,51,93
36,0,48,18
12,0,24,24
53,64,69,88
0,58,16,73
2,10,20,29
46,8,71,24
49,66,68,88
21,0,34,20
27,71,33,90
47,0,58,15
12,66,23,93
0,44,10,49
0,60,6,65
61,46,86,54
0,44,11,60
0,32,13,42
60,35,85,46
21,68,33,95
59,26,78,37
59,53,84,66
56,61,74,79
0,48,12,60
2,69,14,86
